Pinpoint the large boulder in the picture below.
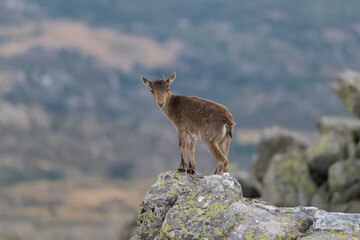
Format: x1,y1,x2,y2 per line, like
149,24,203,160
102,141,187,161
306,132,346,185
328,160,360,194
226,203,313,239
234,170,260,198
132,171,204,239
262,151,317,207
131,171,360,239
310,183,330,211
328,160,360,211
253,126,309,183
332,70,360,118
299,210,360,239
159,174,243,239
317,116,360,138
317,115,360,160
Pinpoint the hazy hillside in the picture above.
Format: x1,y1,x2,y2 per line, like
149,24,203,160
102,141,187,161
0,0,360,239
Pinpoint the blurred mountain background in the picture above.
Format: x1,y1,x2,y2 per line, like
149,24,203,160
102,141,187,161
0,0,360,239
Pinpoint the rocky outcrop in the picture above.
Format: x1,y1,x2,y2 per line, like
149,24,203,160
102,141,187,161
252,126,309,183
262,151,316,207
252,122,360,212
248,70,360,213
332,70,360,118
131,171,360,240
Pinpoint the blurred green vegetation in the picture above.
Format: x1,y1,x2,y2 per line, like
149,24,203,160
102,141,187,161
0,167,63,187
0,0,358,181
0,1,359,239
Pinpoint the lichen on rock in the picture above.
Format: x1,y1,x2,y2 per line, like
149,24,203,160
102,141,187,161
262,151,316,207
131,171,360,239
131,171,203,239
253,126,309,183
306,132,346,184
332,70,360,119
159,174,243,239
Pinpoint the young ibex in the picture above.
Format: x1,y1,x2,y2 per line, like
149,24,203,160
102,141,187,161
141,72,235,174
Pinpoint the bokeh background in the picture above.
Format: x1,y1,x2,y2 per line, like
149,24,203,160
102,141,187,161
0,0,360,239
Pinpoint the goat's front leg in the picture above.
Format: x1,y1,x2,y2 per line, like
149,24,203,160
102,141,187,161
177,132,188,173
187,136,196,174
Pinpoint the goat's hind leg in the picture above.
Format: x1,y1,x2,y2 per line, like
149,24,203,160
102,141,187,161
203,139,228,175
219,136,231,172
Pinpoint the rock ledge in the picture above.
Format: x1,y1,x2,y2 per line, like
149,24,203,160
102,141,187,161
131,171,360,240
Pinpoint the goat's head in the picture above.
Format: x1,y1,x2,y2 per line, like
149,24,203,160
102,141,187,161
141,71,176,108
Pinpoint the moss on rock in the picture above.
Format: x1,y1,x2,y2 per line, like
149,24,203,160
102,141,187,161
262,151,316,207
332,70,360,119
253,126,309,183
131,171,203,240
159,174,243,239
305,132,346,185
131,171,360,239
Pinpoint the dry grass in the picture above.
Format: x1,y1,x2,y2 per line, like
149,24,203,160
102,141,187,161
4,176,152,221
0,176,154,239
236,128,262,144
0,20,183,71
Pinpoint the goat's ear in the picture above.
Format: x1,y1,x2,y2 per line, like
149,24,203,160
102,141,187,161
166,71,176,84
141,76,152,87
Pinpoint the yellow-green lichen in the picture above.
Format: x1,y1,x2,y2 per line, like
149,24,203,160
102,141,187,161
306,133,341,159
263,151,316,206
243,229,271,240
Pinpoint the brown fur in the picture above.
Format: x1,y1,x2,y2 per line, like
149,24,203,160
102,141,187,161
141,71,235,174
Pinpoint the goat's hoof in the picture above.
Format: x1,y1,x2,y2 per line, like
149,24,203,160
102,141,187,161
187,168,195,174
177,168,186,173
221,172,230,176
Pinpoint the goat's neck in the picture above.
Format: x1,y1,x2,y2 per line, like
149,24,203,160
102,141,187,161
162,92,175,116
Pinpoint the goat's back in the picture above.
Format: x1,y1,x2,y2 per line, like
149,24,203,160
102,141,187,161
167,94,234,131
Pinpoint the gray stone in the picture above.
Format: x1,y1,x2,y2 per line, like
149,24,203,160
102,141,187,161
131,171,360,240
131,171,204,240
234,170,260,198
317,115,360,138
227,201,313,240
159,174,242,239
328,160,360,194
306,132,345,185
313,210,360,233
332,69,360,118
262,151,317,207
310,183,330,211
253,126,309,183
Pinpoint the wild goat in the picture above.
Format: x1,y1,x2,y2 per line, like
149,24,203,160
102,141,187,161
141,72,235,174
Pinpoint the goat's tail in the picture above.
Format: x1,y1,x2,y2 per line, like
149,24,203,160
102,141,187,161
225,121,235,139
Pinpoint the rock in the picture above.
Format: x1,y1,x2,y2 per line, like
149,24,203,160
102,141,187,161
159,174,242,239
310,183,330,211
328,160,360,207
328,160,360,193
262,151,317,207
316,115,360,160
299,210,360,239
234,170,260,198
330,200,360,213
332,69,360,118
306,132,345,185
131,171,204,239
131,171,360,239
227,202,313,239
253,126,309,183
317,116,360,138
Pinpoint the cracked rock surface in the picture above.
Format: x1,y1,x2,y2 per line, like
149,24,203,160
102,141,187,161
131,171,360,239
